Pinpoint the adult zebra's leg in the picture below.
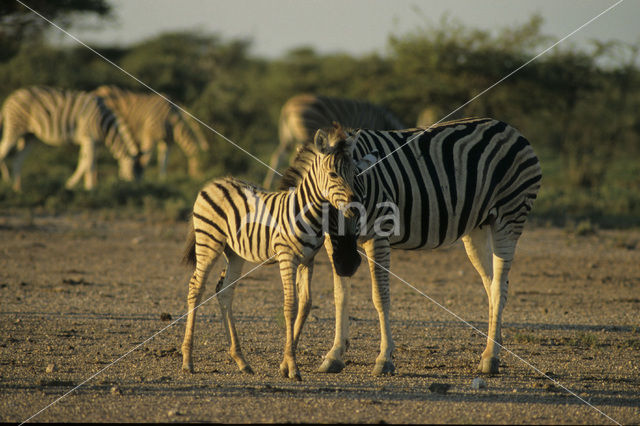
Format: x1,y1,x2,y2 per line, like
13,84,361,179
0,161,8,184
66,138,96,190
478,225,518,374
8,137,32,191
181,236,224,373
215,251,252,374
156,140,169,179
462,226,498,373
293,262,313,351
0,133,29,190
84,139,97,190
364,237,395,376
319,237,351,373
278,258,302,380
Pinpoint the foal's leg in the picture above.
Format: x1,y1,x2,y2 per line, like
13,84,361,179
292,262,314,351
181,237,224,373
215,251,252,373
278,258,302,380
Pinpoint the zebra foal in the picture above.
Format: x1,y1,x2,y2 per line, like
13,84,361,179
0,86,140,190
262,93,404,189
181,125,365,380
283,118,541,375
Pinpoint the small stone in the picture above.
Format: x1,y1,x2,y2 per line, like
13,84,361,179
428,382,451,394
110,385,121,395
471,377,487,390
168,408,180,417
160,312,172,321
46,363,55,373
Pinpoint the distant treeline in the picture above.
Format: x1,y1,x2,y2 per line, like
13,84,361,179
1,15,639,226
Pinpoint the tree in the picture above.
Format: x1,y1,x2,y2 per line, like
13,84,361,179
0,0,112,62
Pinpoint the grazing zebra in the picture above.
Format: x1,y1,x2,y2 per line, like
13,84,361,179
0,86,140,190
283,118,542,375
93,85,209,179
262,93,405,189
181,125,365,381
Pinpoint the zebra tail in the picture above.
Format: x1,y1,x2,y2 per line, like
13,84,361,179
182,219,197,267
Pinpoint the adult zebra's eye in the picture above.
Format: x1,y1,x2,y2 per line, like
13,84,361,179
329,172,339,179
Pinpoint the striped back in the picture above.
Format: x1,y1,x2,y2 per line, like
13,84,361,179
94,85,208,170
351,118,541,248
279,94,405,147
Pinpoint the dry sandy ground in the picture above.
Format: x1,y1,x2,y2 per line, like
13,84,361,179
1,212,639,424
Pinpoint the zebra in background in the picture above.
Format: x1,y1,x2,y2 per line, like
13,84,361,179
416,105,467,128
93,85,209,179
262,93,405,189
181,125,365,381
0,86,140,190
282,118,541,375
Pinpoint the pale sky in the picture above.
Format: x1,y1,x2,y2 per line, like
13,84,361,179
59,0,638,58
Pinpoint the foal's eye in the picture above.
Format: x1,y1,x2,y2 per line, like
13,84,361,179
329,172,339,179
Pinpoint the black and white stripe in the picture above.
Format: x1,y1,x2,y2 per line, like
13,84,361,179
180,126,361,381
263,93,405,189
284,118,542,375
0,86,140,190
93,85,209,179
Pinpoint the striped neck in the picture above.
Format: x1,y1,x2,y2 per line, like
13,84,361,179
284,159,327,238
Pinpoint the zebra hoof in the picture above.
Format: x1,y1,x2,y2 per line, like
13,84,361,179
279,362,288,378
279,361,302,381
372,360,395,376
181,362,194,374
240,365,254,375
478,357,500,374
318,358,346,374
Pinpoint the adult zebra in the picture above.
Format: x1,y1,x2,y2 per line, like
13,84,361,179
181,125,365,381
0,86,140,190
262,93,405,189
283,118,542,375
93,85,209,179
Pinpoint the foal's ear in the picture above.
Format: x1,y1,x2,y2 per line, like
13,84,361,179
314,128,330,152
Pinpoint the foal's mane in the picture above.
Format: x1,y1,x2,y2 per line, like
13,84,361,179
277,124,353,191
